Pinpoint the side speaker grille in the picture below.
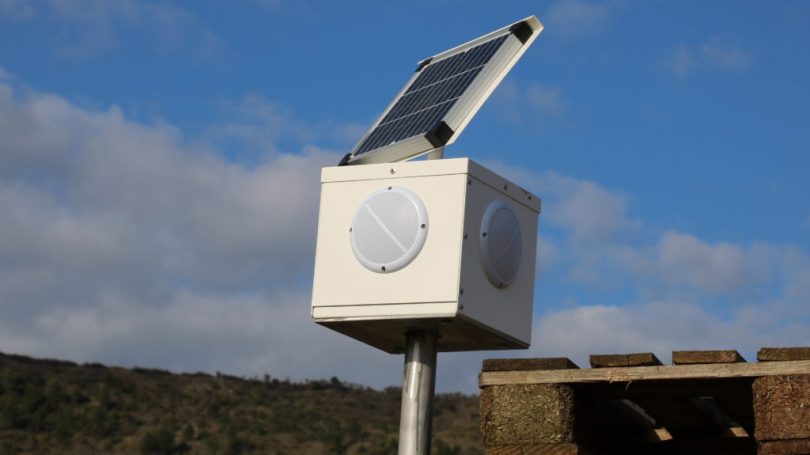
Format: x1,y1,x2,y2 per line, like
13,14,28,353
350,187,428,273
480,201,522,288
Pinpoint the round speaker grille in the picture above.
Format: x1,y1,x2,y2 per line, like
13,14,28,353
350,186,428,273
480,201,522,288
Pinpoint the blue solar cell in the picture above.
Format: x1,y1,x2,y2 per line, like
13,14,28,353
353,34,508,157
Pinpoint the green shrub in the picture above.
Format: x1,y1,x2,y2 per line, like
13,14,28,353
140,427,176,455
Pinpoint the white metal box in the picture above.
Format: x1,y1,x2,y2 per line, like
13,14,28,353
311,158,540,353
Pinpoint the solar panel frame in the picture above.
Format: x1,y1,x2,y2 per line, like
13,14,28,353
345,16,543,166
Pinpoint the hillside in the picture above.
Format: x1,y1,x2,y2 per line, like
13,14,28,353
0,352,481,454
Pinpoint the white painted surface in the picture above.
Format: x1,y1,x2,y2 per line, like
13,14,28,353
311,158,540,352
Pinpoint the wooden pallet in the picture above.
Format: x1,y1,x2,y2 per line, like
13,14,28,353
479,348,810,455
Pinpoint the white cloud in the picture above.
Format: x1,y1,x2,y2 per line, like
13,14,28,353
0,0,32,18
540,172,639,244
207,93,367,156
526,84,568,117
0,0,35,19
492,81,571,131
483,162,639,245
250,0,283,10
530,301,810,367
700,38,754,69
1,73,808,393
15,0,226,58
782,246,810,301
671,44,694,79
616,232,777,295
0,80,390,382
0,289,402,387
669,38,754,79
0,77,517,393
544,0,610,39
485,159,809,326
510,158,807,291
537,234,559,275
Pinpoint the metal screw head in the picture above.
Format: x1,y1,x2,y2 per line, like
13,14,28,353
381,266,386,272
390,168,395,174
463,233,468,240
420,224,426,229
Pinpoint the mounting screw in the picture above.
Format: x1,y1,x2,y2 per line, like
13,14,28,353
528,195,532,200
390,168,395,174
463,233,468,240
421,224,426,229
503,184,508,191
467,178,471,186
349,227,353,232
381,266,386,272
387,186,392,190
459,288,464,295
482,232,487,237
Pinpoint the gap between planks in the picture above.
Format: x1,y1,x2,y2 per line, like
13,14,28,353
479,360,810,387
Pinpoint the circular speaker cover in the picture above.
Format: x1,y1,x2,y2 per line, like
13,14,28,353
480,201,522,288
350,186,428,273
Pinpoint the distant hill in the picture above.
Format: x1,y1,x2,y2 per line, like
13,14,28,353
0,352,481,454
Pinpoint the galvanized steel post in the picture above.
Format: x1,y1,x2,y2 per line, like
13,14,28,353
398,331,438,455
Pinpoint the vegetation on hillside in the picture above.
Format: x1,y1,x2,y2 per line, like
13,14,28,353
0,352,481,454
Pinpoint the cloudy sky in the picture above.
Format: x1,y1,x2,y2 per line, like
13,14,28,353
1,0,808,392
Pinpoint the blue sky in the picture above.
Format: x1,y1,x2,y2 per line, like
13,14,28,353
1,0,809,392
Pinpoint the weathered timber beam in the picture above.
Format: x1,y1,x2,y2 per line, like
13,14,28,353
479,360,810,387
483,358,579,372
485,443,593,455
689,396,749,438
613,398,674,442
758,347,810,362
591,352,662,368
673,350,745,365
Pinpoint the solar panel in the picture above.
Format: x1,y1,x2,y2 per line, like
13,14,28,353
342,16,543,166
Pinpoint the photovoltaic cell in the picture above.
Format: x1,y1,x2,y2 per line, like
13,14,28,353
353,34,508,157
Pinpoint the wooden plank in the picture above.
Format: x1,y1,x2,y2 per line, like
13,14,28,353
483,358,579,372
758,347,810,362
673,350,745,365
690,396,750,438
630,392,722,434
612,399,674,442
479,360,810,387
486,443,591,455
758,439,810,455
590,352,661,368
586,378,756,431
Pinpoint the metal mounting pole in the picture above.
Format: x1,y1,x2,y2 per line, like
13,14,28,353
398,331,438,455
400,145,441,455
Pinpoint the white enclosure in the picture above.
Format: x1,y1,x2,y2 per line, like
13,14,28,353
311,158,540,353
